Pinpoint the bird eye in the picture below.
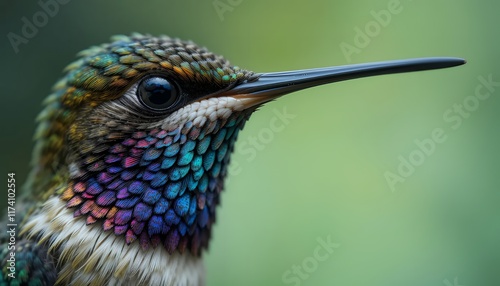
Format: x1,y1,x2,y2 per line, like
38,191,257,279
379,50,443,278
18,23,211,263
137,76,179,111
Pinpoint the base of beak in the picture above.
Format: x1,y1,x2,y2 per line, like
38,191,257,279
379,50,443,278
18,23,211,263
232,94,281,109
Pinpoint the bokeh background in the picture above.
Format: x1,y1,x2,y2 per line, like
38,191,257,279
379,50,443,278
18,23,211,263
1,0,498,285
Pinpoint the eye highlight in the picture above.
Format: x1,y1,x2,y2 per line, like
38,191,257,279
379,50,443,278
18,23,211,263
137,76,179,111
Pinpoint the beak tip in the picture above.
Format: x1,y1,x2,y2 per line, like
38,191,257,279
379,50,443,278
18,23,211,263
448,57,467,66
414,57,466,71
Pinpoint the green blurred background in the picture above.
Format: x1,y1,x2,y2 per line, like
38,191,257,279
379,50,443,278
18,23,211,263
1,0,498,285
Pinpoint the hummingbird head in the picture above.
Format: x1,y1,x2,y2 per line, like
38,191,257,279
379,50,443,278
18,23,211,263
28,34,465,256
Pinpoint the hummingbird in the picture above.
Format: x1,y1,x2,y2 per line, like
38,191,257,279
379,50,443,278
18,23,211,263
0,34,465,286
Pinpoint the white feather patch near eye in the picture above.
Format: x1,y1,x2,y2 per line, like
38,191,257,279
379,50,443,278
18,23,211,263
161,96,246,131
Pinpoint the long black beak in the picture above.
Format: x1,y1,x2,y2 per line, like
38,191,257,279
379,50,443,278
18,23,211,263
226,57,465,107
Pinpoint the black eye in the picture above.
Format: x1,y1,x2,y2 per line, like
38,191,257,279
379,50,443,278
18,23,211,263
137,76,179,111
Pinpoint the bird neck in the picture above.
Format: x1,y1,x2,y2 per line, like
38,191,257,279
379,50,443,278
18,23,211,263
57,110,251,255
23,196,206,285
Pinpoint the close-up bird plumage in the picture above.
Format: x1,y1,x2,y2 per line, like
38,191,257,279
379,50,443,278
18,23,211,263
0,34,465,285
